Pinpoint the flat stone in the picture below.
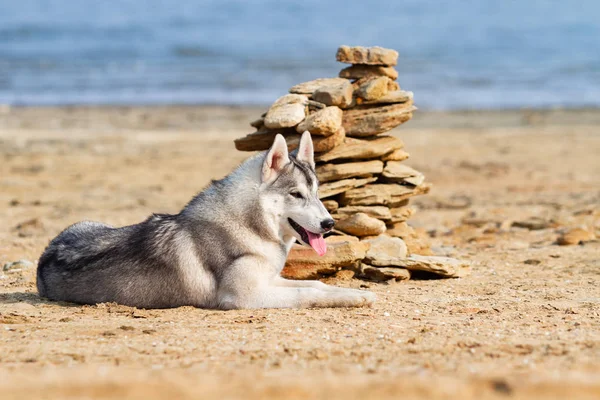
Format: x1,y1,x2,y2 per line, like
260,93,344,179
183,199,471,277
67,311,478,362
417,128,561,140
234,127,299,152
339,65,398,80
235,126,344,153
390,205,414,223
512,217,553,230
296,106,343,136
334,206,392,221
382,162,425,186
339,183,431,207
408,240,434,256
249,116,264,129
307,100,327,111
322,199,339,212
557,227,596,245
313,127,345,153
388,80,400,91
342,102,416,137
290,78,350,95
327,235,360,243
312,80,354,108
316,160,383,183
420,195,472,210
288,127,346,153
315,136,404,163
355,76,390,101
376,255,471,278
319,177,377,199
359,264,410,282
335,213,386,237
382,149,410,162
330,269,356,281
336,45,399,66
361,90,413,105
282,237,368,279
264,94,308,129
363,235,408,264
385,222,432,255
385,221,415,238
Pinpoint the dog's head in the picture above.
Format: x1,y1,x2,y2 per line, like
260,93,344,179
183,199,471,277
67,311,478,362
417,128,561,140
261,132,334,255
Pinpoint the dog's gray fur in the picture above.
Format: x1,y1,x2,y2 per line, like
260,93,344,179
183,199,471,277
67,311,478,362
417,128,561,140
37,132,376,309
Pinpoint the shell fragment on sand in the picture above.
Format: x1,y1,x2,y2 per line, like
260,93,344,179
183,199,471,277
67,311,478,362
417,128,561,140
296,106,343,136
316,160,384,183
312,80,354,108
315,136,404,163
319,177,377,199
339,64,398,80
339,183,431,207
335,212,386,237
382,163,425,186
283,237,368,279
289,78,350,95
264,94,308,129
336,45,399,66
342,102,416,137
3,259,34,272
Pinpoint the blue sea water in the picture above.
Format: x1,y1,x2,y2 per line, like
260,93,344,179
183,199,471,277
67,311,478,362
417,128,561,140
1,0,599,109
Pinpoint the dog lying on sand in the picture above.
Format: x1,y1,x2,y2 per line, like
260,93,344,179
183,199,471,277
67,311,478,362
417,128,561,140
37,132,376,309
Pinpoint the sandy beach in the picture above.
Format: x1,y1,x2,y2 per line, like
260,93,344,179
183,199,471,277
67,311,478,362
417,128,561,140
0,106,599,399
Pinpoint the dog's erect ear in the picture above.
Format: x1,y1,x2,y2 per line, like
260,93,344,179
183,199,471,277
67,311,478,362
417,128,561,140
262,134,290,183
296,131,315,168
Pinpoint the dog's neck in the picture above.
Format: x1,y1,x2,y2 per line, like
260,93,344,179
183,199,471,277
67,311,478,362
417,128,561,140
181,153,291,249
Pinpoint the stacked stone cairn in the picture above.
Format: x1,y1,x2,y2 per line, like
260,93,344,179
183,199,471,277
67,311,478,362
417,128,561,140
234,46,470,282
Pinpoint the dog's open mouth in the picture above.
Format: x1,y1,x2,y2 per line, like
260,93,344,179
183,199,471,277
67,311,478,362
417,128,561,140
288,218,327,256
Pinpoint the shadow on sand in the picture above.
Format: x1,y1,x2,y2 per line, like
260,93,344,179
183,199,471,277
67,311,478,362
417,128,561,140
0,291,76,307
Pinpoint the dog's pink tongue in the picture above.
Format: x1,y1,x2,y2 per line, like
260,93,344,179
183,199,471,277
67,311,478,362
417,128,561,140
306,231,327,256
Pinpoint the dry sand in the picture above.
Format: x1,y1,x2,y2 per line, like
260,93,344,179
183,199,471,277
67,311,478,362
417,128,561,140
0,106,599,399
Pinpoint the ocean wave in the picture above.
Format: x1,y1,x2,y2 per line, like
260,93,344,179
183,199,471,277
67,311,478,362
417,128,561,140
0,0,599,109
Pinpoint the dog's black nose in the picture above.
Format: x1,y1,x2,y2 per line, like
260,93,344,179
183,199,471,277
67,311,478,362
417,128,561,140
320,218,335,231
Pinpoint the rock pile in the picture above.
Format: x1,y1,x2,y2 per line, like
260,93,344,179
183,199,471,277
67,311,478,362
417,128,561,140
234,45,469,282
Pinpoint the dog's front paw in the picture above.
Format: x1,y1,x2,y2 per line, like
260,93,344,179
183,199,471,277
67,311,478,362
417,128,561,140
338,288,376,307
359,290,376,306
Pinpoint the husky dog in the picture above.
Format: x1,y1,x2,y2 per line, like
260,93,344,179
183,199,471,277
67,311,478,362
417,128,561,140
37,132,376,309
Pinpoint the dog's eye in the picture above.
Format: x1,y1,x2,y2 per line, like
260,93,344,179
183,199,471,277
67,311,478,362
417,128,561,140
290,191,304,199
